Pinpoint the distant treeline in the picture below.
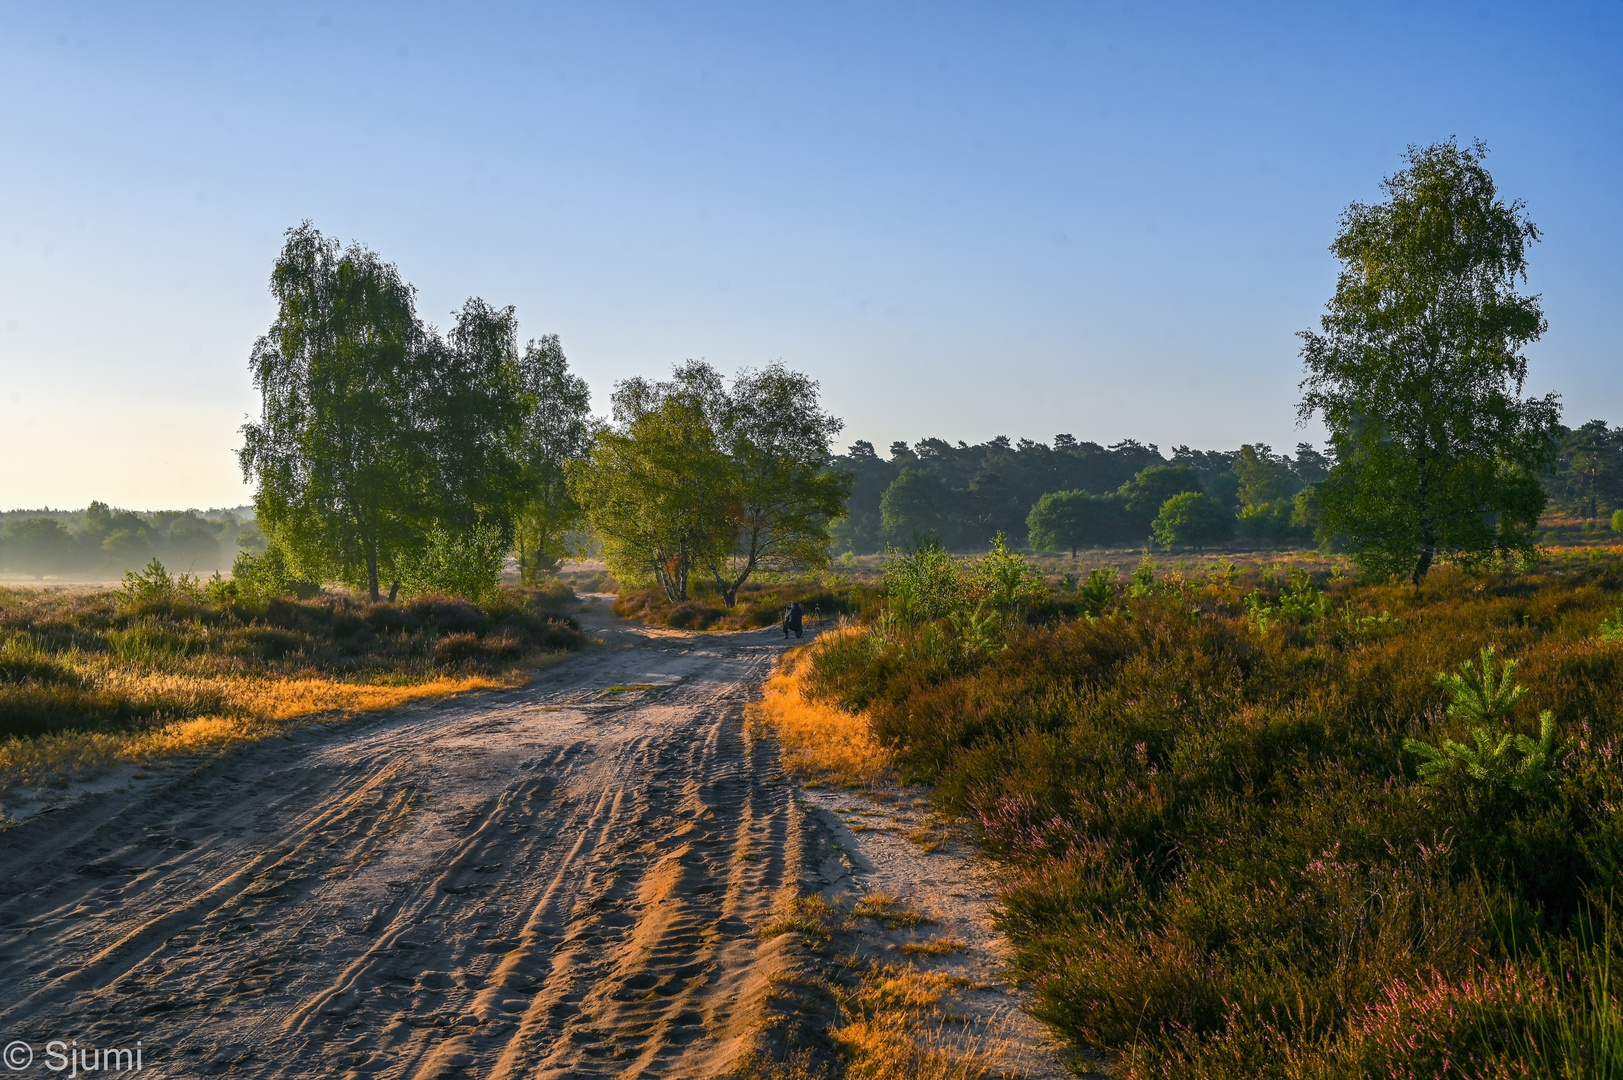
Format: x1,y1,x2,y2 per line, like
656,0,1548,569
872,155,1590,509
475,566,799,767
831,436,1329,553
0,504,262,578
832,420,1623,554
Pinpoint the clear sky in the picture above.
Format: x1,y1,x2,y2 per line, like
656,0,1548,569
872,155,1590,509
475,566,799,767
1,1,1619,510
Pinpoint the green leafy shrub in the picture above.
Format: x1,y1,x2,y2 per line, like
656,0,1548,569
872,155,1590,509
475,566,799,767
397,523,508,603
884,538,966,626
231,544,320,600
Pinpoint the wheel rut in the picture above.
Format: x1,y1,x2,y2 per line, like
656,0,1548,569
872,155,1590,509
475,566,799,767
0,610,821,1078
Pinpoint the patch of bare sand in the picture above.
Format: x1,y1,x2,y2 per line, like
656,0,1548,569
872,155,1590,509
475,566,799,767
0,610,839,1078
748,640,1078,1079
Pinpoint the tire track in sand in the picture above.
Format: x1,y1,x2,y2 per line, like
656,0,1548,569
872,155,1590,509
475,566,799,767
0,608,821,1078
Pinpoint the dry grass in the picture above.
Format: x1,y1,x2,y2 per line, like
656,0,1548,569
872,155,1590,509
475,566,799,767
0,666,532,800
753,889,1008,1080
0,582,585,812
747,632,890,785
834,964,999,1080
896,937,968,958
852,891,931,930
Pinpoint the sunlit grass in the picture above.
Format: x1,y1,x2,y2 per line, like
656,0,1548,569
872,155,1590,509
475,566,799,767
0,665,535,799
747,629,890,785
0,582,583,811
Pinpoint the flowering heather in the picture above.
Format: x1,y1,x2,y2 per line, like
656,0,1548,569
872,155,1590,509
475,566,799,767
805,550,1623,1077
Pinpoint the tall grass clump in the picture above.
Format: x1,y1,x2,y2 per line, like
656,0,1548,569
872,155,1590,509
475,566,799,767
802,550,1623,1077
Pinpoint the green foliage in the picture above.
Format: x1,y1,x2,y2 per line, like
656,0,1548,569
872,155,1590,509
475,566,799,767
882,538,966,627
879,467,955,549
1076,568,1117,616
1404,646,1562,799
1406,711,1560,796
239,224,555,601
1026,490,1124,555
1298,140,1560,584
1118,464,1203,532
120,558,193,606
1129,553,1157,597
1276,570,1331,621
1232,443,1296,509
1151,492,1233,549
396,523,509,603
970,533,1046,614
1600,608,1623,643
513,333,592,580
239,223,430,600
1439,644,1528,724
800,561,1623,1075
568,373,735,603
1548,420,1623,520
572,361,848,605
1614,509,1623,533
230,543,318,601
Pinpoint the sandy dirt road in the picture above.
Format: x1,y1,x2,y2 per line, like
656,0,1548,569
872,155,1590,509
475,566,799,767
0,607,820,1078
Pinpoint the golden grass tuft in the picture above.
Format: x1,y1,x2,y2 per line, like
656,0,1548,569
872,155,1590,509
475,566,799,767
757,890,844,943
834,964,997,1080
0,667,522,800
748,633,890,785
830,1019,991,1080
852,891,931,930
896,936,968,958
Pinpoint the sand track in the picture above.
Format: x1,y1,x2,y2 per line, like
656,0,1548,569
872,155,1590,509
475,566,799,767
0,608,813,1078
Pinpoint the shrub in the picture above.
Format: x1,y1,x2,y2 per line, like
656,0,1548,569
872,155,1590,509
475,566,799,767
397,523,507,603
403,594,488,635
884,539,966,626
231,544,319,599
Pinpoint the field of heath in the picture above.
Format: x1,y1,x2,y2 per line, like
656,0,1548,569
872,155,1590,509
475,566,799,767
784,543,1623,1078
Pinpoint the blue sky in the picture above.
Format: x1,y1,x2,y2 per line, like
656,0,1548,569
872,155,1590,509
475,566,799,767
1,1,1619,509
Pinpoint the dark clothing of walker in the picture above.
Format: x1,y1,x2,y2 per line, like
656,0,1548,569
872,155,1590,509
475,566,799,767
782,602,804,639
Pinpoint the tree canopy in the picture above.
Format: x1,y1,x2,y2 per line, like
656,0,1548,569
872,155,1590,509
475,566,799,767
1152,492,1234,549
1297,140,1560,583
570,361,848,604
1026,490,1122,556
240,223,584,600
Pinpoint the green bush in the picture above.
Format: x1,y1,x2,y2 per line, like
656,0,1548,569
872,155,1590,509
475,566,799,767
1151,492,1233,549
231,544,320,600
883,538,966,626
397,523,507,603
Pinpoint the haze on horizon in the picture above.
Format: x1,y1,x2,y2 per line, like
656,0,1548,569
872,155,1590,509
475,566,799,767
1,1,1619,512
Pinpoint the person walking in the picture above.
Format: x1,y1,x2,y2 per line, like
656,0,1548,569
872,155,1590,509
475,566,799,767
782,601,804,639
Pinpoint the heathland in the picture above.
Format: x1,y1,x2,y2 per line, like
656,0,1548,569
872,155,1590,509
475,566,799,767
6,137,1621,1079
753,541,1623,1077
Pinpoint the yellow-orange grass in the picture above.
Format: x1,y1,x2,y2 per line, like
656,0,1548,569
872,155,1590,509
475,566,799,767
748,631,889,785
834,965,997,1080
0,667,516,797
